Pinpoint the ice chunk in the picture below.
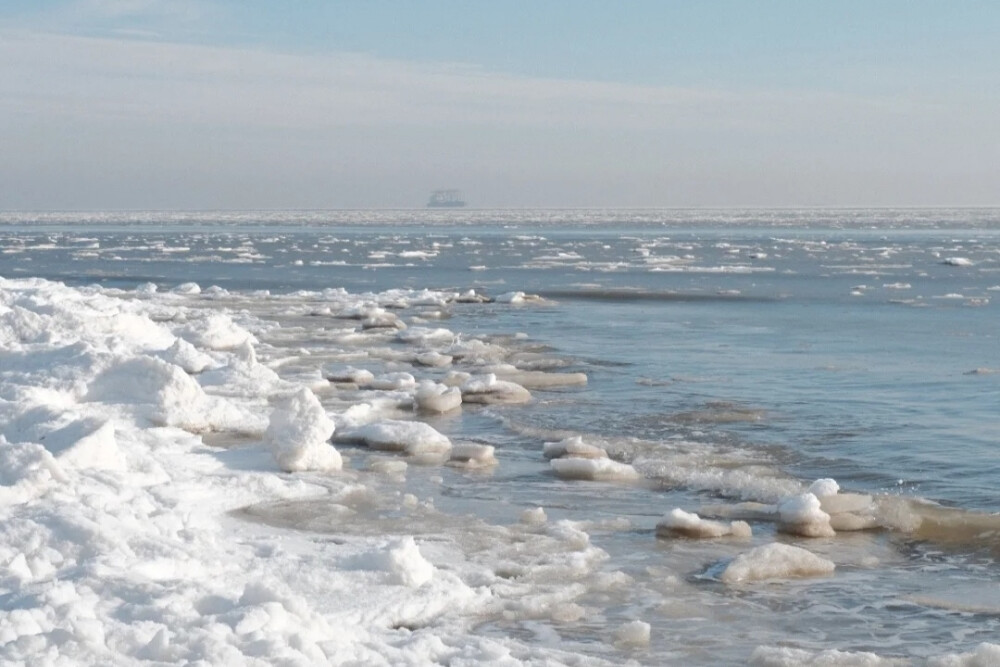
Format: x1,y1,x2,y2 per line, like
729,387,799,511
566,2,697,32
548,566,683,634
460,374,531,405
323,364,375,385
550,457,639,481
265,388,341,473
543,436,607,460
448,443,497,468
367,372,417,391
492,368,587,388
413,381,462,414
413,351,453,367
614,620,651,647
396,327,455,346
656,509,752,539
721,543,835,584
777,493,835,537
350,420,451,455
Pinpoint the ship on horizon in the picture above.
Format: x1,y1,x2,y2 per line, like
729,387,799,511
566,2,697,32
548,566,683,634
426,189,466,208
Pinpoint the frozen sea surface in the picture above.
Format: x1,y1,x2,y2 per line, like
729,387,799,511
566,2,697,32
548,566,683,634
1,209,999,665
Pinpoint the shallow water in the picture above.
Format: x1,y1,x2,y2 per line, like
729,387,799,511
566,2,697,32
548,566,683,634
2,208,999,663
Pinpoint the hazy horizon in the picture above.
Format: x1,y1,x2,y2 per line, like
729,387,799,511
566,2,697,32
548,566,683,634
2,1,998,210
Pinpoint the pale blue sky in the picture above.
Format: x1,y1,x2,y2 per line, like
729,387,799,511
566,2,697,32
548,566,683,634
1,1,998,208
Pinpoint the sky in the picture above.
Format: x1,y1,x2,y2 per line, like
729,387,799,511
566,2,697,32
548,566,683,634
1,0,998,209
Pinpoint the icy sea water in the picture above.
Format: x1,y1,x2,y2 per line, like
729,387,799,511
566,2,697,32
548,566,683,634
2,208,999,664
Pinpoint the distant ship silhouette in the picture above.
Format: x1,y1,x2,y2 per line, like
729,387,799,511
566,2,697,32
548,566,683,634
426,189,466,208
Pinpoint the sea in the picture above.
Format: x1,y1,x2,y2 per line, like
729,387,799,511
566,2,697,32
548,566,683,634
1,208,998,664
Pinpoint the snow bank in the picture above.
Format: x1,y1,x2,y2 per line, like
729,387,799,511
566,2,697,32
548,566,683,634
265,388,341,473
721,543,835,584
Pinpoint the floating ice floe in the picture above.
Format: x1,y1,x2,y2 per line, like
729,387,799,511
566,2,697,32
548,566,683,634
366,372,417,391
655,508,751,539
543,436,606,460
447,443,497,469
614,620,651,647
413,351,453,367
550,457,639,481
459,373,532,405
396,326,456,346
777,493,835,537
345,419,452,456
720,543,835,584
323,364,376,385
265,388,341,473
494,291,546,305
487,364,588,388
413,381,463,414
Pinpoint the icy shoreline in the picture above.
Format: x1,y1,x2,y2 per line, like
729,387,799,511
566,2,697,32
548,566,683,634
2,275,998,665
